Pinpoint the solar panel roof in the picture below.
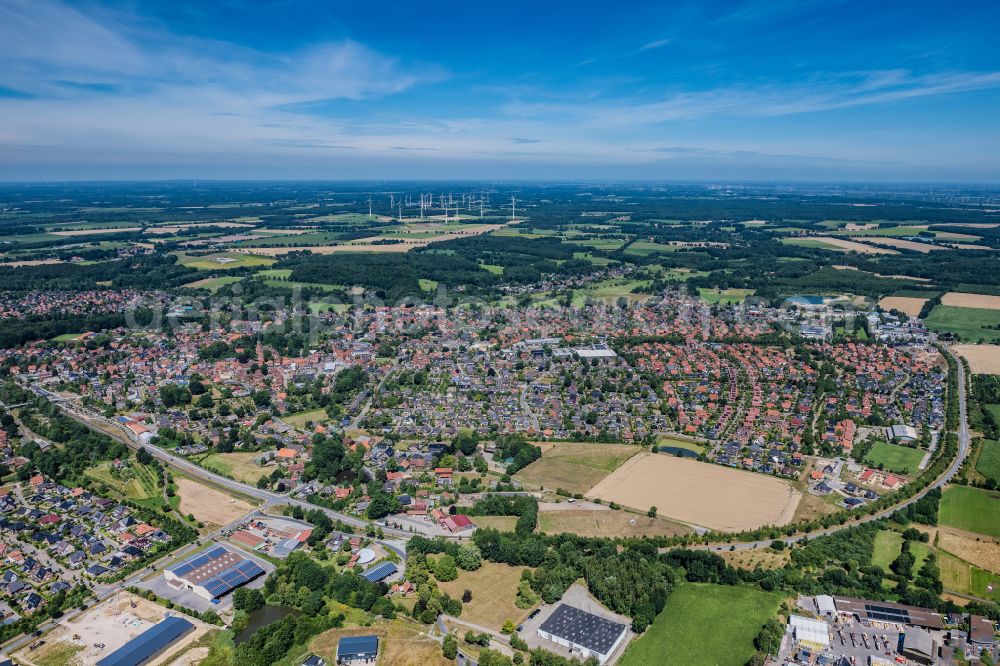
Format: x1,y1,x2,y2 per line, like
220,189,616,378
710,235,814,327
361,562,397,582
96,616,194,666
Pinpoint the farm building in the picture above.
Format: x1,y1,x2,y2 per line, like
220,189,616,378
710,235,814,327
537,603,627,665
96,615,194,666
164,545,265,600
336,635,378,664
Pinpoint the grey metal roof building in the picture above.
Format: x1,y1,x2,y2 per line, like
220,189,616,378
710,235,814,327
537,604,627,665
96,616,194,666
336,635,378,663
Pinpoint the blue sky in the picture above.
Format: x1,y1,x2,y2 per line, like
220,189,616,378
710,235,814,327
1,0,999,181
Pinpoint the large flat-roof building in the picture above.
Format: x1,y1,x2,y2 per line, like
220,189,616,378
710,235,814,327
832,596,944,630
336,635,378,664
164,546,265,601
537,603,627,665
900,627,937,665
96,616,194,666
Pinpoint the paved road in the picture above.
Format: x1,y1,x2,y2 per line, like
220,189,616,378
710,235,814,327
683,345,971,552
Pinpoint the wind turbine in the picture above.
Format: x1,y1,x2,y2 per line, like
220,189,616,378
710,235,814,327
420,194,425,220
367,197,373,219
510,195,517,222
479,197,484,219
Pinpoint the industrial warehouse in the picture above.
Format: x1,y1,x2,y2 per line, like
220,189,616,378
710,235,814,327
164,545,266,601
537,603,628,665
780,595,997,665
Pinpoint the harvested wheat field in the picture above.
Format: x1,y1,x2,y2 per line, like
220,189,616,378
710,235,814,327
878,296,928,317
952,345,1000,374
537,508,691,538
234,224,505,256
937,529,1000,574
176,477,254,528
942,292,1000,310
586,453,801,532
51,226,142,236
859,237,947,252
809,236,897,254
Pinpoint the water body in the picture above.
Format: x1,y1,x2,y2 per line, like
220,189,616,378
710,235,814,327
657,446,699,459
234,605,301,644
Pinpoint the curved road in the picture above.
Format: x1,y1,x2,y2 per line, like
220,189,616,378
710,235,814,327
686,345,971,552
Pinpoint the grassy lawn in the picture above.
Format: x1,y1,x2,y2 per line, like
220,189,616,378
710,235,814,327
436,562,536,630
567,237,626,251
697,287,755,304
283,408,329,429
925,305,1000,342
197,451,269,484
418,278,439,291
470,515,519,531
939,551,1000,603
256,268,293,278
940,486,1000,538
299,620,451,666
976,439,1000,483
175,251,275,270
872,530,904,569
864,442,924,474
571,278,650,306
516,442,642,494
182,275,243,292
479,263,504,275
86,461,162,506
781,237,845,251
51,332,84,342
620,583,785,666
656,436,706,455
624,240,678,256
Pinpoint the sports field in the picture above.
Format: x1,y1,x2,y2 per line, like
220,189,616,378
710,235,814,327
515,442,642,495
925,305,1000,342
976,440,1000,483
864,442,924,474
953,345,1000,374
939,486,1000,538
586,453,801,532
620,583,785,666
